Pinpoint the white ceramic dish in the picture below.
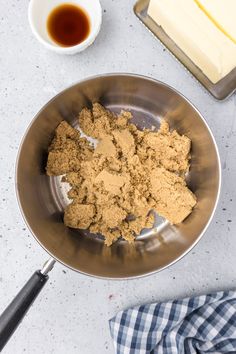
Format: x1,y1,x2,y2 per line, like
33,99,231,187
28,0,102,54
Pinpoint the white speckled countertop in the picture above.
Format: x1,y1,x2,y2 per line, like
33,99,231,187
0,0,236,353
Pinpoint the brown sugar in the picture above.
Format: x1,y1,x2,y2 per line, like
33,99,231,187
64,203,95,229
150,167,196,224
46,103,197,246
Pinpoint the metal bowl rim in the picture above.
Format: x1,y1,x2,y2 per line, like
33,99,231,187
15,72,222,280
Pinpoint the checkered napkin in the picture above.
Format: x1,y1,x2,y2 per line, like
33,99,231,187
109,291,236,353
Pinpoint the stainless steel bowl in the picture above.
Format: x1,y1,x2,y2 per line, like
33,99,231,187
16,73,221,279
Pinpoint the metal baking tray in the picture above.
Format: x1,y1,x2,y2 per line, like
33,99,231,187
134,0,236,100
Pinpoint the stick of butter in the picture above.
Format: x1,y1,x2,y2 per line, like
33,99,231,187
148,0,236,83
195,0,236,44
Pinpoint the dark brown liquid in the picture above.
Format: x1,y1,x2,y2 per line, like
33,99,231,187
47,4,90,47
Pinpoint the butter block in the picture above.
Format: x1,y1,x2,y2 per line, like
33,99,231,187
195,0,236,44
148,0,236,83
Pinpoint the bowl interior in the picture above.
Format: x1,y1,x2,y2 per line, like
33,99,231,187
16,74,220,278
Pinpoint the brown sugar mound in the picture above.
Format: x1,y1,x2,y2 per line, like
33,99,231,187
46,103,197,246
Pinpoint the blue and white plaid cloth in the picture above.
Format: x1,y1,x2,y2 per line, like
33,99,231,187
109,291,236,353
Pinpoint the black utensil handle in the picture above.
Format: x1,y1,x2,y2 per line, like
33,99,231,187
0,270,48,351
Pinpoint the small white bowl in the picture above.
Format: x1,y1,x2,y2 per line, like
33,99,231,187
28,0,102,54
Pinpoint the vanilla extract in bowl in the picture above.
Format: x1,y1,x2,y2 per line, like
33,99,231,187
47,3,90,47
